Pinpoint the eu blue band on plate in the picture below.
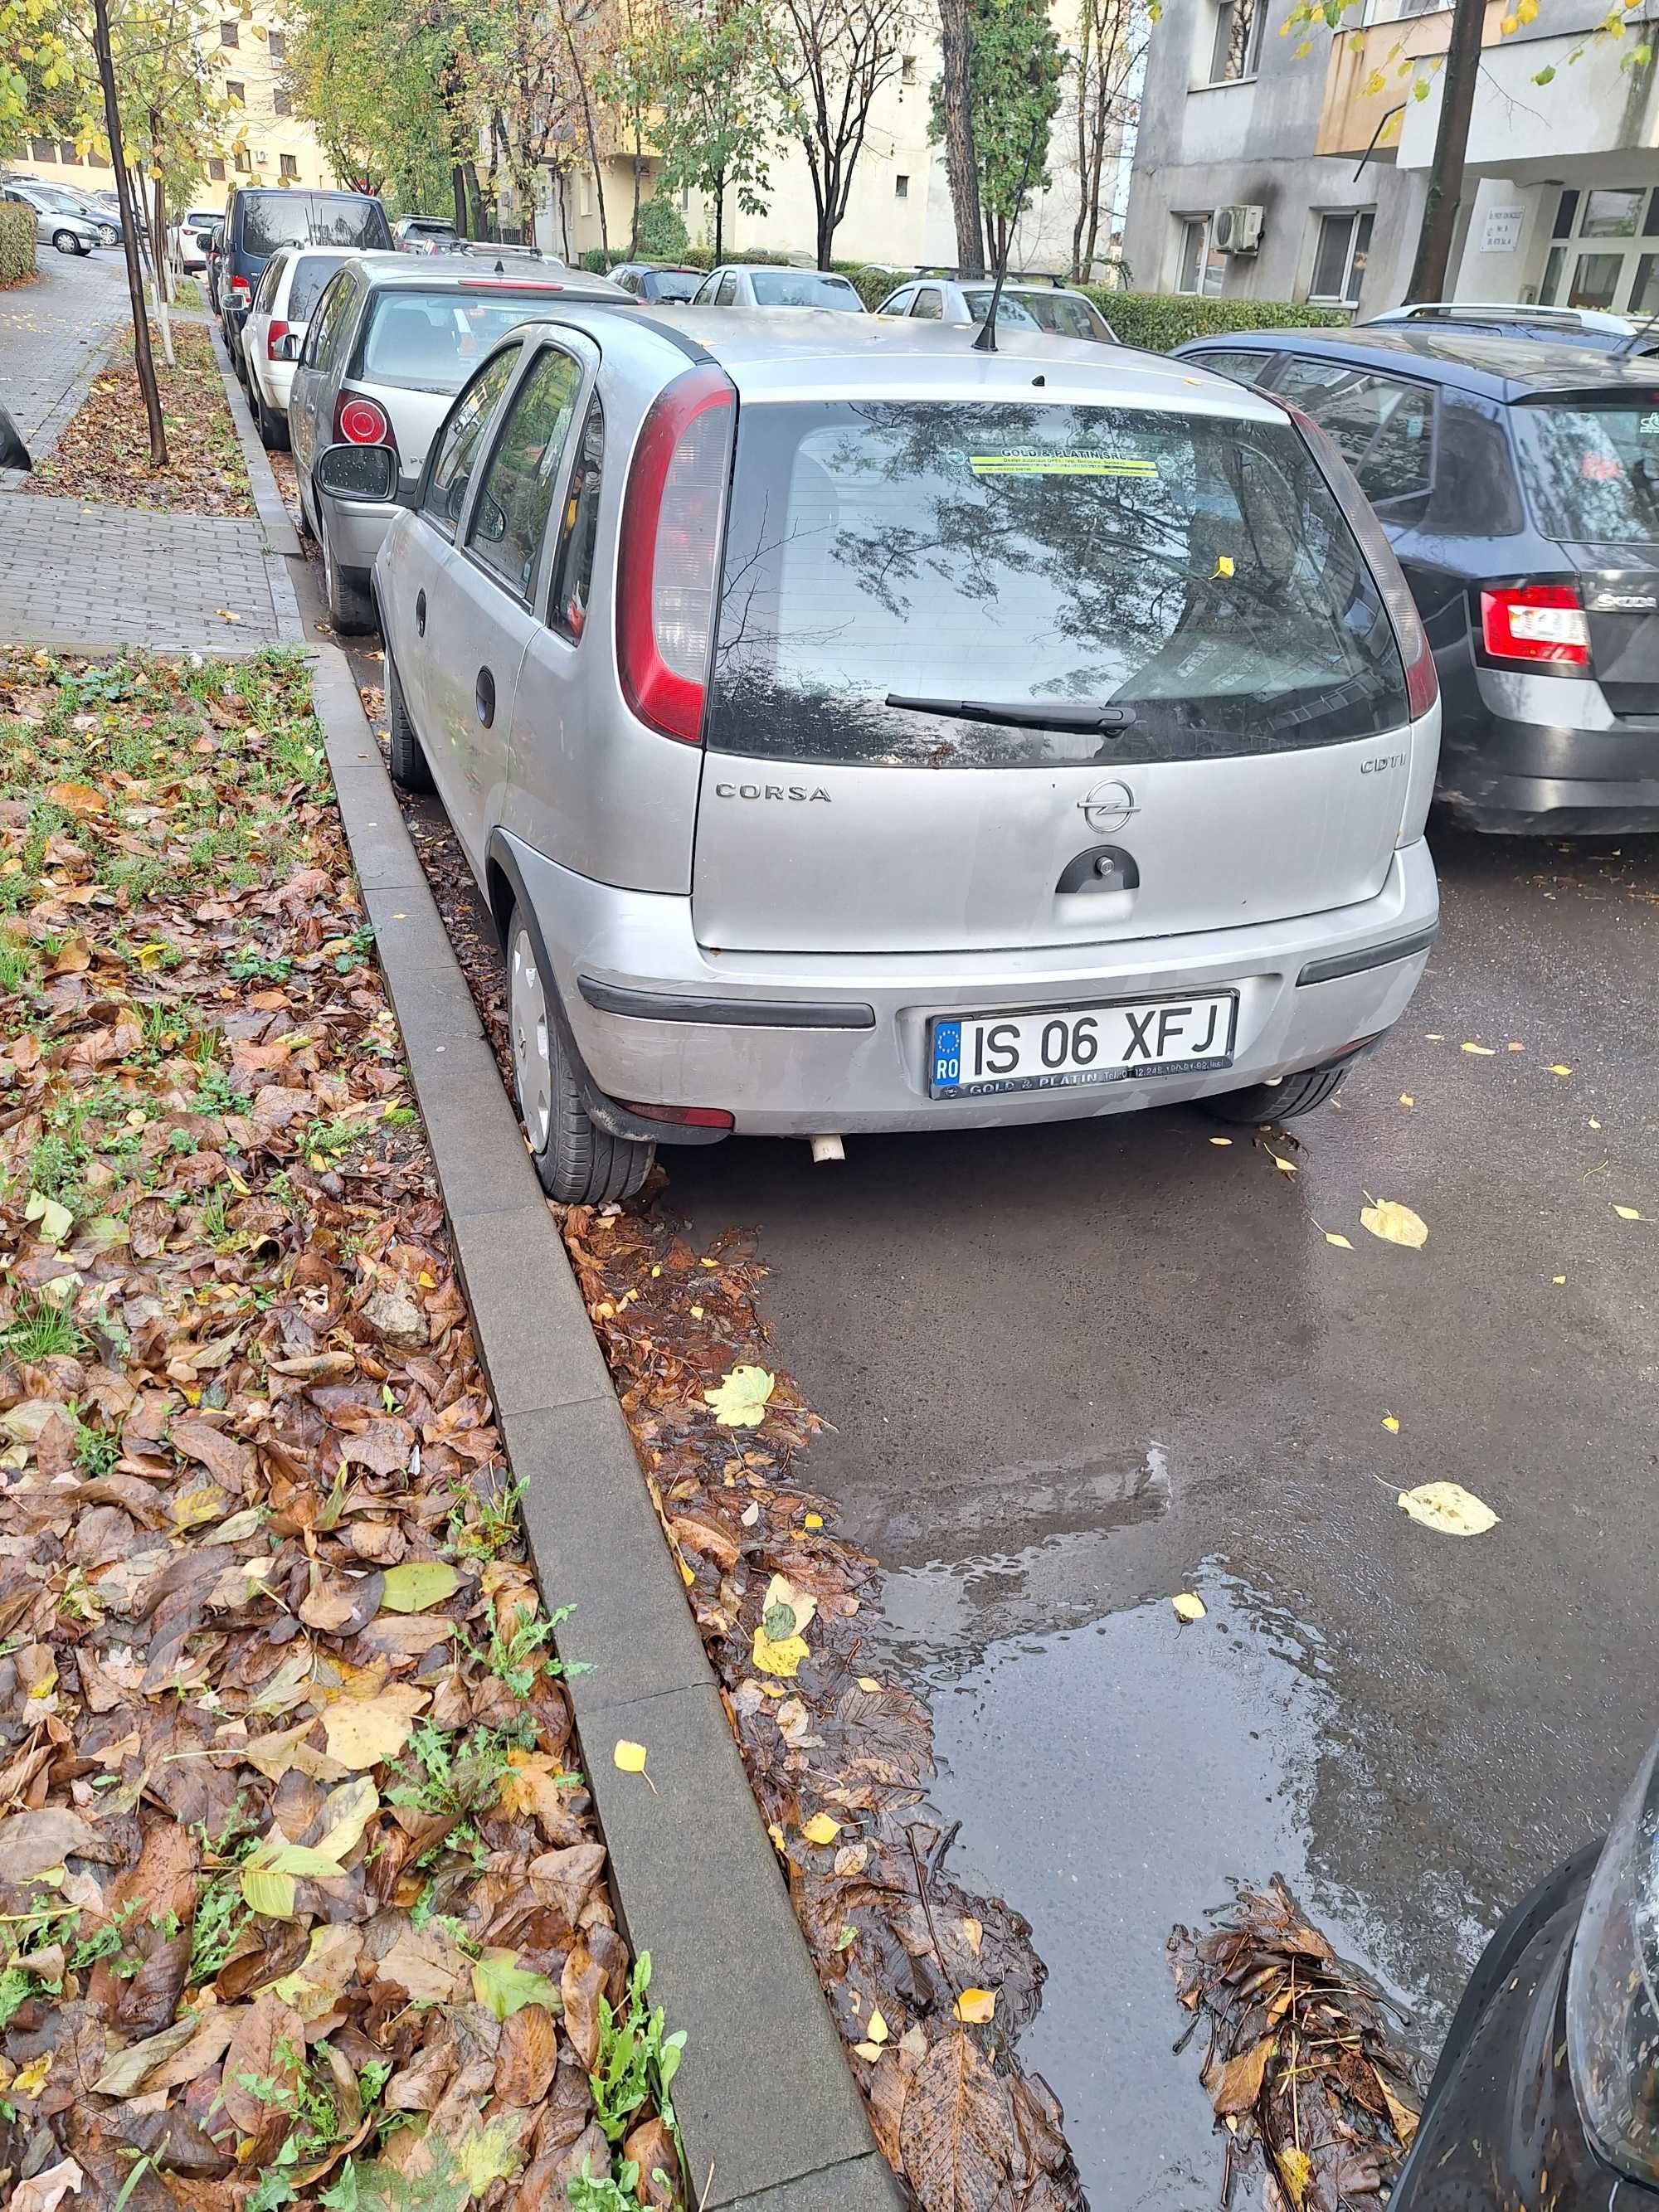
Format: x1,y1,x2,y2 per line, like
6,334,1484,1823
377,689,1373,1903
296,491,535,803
932,1019,963,1091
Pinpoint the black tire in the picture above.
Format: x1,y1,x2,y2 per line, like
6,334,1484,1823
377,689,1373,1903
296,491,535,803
53,230,83,255
320,510,375,634
385,654,434,792
255,386,289,450
507,906,654,1206
1203,1062,1349,1126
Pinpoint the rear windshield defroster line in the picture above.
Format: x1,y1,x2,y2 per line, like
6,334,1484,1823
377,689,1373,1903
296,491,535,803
704,399,1410,769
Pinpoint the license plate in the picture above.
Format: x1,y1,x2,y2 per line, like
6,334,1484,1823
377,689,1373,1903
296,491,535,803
930,993,1238,1098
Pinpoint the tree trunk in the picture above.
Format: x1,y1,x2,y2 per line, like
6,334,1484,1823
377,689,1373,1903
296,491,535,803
1406,0,1481,302
145,167,175,367
937,0,985,277
565,18,609,252
631,132,643,254
451,161,468,236
93,0,166,468
713,168,724,266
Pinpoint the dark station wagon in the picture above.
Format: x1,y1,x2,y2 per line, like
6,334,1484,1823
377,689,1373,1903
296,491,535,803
1175,323,1659,833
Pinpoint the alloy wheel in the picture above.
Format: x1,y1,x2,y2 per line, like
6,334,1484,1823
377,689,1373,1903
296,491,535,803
509,925,553,1155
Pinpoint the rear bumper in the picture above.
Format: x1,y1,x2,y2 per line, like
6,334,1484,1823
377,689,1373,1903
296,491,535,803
508,832,1440,1138
1443,668,1659,831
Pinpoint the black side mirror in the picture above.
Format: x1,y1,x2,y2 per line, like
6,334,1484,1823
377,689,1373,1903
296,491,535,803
0,405,32,473
314,441,397,503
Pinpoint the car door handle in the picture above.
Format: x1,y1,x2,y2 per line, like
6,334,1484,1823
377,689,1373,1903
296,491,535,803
416,589,426,636
474,667,495,728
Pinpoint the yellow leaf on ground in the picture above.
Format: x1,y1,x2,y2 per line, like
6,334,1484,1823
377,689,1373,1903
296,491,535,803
1553,1274,1566,1284
1550,1064,1572,1077
1171,1592,1206,1622
613,1740,658,1791
853,2040,883,2062
703,1364,776,1427
1269,1154,1297,1174
1361,1198,1428,1249
378,1560,460,1613
1462,1042,1496,1056
804,1512,823,1529
866,2006,889,2044
1614,1204,1642,1221
961,1916,984,1957
1279,2145,1314,2208
857,1676,881,1693
322,1683,428,1769
1399,1093,1414,1106
1324,1232,1354,1249
803,1813,842,1845
1209,1135,1233,1145
955,1987,996,2023
1382,1413,1399,1434
1398,1481,1499,1536
753,1627,809,1678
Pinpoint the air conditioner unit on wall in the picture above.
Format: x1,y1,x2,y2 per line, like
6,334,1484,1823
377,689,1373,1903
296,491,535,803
1214,204,1264,255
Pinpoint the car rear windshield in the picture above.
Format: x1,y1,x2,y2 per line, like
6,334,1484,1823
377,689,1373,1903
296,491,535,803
645,270,702,302
960,289,1042,330
749,270,863,310
240,193,391,255
355,289,562,390
1009,290,1114,343
289,255,342,320
706,399,1408,766
1511,396,1659,544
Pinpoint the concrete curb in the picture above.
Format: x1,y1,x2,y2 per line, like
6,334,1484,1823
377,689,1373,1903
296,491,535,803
305,649,903,2211
212,337,308,645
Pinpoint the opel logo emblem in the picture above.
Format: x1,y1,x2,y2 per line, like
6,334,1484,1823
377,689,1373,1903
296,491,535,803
1080,779,1138,834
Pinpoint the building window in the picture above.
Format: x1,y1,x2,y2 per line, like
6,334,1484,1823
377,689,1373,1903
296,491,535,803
901,51,917,82
267,27,285,58
208,156,226,181
234,149,251,173
273,85,291,114
1539,182,1659,314
226,79,245,104
895,173,909,199
28,138,52,162
1209,0,1264,83
220,17,237,41
280,152,298,178
1176,215,1226,297
1310,208,1374,305
58,142,81,165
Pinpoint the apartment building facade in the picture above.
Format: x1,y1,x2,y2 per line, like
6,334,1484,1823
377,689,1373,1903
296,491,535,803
1124,0,1659,316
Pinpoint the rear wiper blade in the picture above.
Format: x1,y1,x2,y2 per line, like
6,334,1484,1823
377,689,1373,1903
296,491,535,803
885,694,1136,733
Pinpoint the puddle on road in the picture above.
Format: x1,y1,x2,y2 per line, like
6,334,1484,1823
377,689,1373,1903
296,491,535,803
878,1554,1493,2210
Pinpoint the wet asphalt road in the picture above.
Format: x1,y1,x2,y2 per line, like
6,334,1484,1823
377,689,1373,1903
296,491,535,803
666,823,1659,2204
309,549,1659,2199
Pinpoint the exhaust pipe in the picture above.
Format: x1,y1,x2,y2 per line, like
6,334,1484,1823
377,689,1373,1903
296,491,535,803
809,1134,845,1164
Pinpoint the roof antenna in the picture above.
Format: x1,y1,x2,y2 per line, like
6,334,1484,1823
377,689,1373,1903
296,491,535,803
973,90,1047,355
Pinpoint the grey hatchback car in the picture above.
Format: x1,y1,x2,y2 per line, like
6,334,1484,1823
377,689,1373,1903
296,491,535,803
359,309,1442,1202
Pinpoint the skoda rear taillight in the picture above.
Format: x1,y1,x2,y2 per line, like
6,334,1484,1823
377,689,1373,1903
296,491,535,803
616,367,735,744
1480,583,1590,669
333,391,392,449
1282,400,1439,721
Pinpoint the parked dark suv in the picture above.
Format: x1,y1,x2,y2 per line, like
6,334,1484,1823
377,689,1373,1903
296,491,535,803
216,187,393,376
1175,323,1659,832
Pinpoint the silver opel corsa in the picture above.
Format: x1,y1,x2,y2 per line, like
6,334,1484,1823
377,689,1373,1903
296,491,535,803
358,308,1442,1203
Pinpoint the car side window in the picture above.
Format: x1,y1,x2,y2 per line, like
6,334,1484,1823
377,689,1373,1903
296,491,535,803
1274,358,1436,508
465,345,583,600
714,272,738,306
421,343,522,539
300,273,353,369
252,255,283,314
548,396,604,640
910,288,943,319
1191,348,1272,384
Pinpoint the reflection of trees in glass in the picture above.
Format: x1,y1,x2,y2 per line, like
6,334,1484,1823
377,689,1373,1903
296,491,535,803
470,351,581,592
1515,406,1659,547
710,400,1395,766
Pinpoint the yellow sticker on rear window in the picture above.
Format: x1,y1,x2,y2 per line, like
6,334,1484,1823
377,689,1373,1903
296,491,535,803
969,452,1157,478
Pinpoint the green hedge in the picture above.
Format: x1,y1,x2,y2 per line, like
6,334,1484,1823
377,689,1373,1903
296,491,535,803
0,203,35,288
1084,291,1345,351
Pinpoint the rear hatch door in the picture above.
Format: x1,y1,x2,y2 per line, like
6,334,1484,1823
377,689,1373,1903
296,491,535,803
692,386,1413,955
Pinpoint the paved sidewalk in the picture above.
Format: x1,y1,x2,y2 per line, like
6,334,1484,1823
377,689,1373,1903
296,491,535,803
0,249,130,482
0,490,301,651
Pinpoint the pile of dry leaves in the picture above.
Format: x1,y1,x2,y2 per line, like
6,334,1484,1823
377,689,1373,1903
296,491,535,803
382,740,1083,2211
1168,1877,1421,2210
0,650,683,2212
26,327,252,517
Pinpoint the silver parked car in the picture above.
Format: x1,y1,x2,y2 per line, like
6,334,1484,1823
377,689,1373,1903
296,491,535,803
350,309,1441,1203
691,264,866,312
876,272,1119,344
286,255,630,629
2,182,100,255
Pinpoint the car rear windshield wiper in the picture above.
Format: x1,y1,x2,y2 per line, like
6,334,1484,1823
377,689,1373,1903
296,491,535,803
885,694,1136,733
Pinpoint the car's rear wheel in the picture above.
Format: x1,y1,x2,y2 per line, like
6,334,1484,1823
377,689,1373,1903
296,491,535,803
1202,1062,1349,1125
508,909,654,1206
320,508,374,634
385,654,434,792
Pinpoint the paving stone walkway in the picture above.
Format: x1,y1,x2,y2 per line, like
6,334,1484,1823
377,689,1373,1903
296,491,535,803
0,247,131,480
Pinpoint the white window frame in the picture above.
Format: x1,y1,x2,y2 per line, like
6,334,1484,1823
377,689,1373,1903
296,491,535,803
1207,0,1267,85
1175,215,1225,298
1308,208,1375,308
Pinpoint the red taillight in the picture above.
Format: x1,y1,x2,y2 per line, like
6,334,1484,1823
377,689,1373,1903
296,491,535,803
266,318,289,359
1480,583,1590,669
230,274,251,301
1278,401,1439,720
617,367,734,744
335,392,391,447
621,1101,735,1130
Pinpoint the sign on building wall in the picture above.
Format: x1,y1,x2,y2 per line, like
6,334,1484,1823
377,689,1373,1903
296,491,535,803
1481,203,1526,255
